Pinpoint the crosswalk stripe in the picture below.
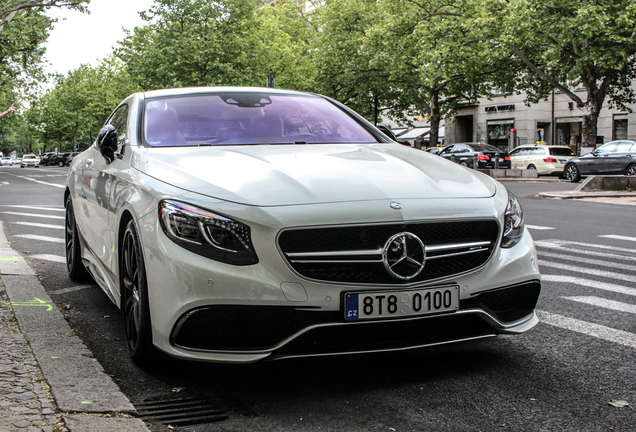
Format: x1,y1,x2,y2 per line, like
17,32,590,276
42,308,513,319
598,234,636,243
537,310,636,349
526,225,555,230
14,234,64,244
541,275,636,297
562,296,636,314
12,222,64,230
538,260,634,283
0,205,64,212
535,239,636,254
538,250,636,272
535,241,636,262
1,211,64,220
30,254,66,263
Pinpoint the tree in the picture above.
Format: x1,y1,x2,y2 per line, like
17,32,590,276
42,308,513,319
27,56,139,150
314,0,511,144
117,0,263,90
483,0,636,147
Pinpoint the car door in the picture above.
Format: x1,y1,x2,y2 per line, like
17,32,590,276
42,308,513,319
76,104,130,286
579,142,616,175
509,147,527,169
607,141,634,173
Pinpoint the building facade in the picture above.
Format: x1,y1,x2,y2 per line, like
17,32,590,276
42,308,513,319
447,88,636,155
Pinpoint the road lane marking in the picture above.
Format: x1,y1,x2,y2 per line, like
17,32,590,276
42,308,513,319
526,225,555,230
538,260,634,283
1,172,65,188
12,222,64,230
535,241,636,262
542,275,636,297
535,239,636,254
30,254,66,263
537,310,636,349
538,250,636,272
14,234,64,244
0,205,64,212
50,285,95,295
1,211,64,220
598,235,636,243
562,296,636,314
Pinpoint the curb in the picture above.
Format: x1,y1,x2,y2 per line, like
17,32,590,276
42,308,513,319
0,222,149,431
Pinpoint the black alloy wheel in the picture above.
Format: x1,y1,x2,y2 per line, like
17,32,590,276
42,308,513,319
564,163,581,183
65,196,92,282
626,164,636,176
121,219,154,365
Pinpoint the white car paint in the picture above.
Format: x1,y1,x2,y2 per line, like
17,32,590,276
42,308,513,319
66,87,541,364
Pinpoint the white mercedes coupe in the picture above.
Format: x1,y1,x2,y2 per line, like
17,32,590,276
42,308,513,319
65,87,541,365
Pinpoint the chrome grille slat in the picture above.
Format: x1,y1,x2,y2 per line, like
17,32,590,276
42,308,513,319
278,220,500,284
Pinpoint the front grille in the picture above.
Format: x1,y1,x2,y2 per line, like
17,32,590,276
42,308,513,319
278,220,500,284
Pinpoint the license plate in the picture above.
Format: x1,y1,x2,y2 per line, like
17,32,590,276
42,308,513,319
344,286,459,321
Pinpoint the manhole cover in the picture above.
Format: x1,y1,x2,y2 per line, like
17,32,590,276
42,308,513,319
134,390,249,427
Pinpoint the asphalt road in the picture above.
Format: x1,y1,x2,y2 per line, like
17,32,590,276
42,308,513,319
0,165,634,431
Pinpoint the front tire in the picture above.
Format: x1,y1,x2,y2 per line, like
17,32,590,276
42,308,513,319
527,164,536,170
65,196,92,282
626,164,636,176
564,163,581,183
121,219,154,365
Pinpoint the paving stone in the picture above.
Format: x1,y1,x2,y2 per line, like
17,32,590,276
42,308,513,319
0,288,61,431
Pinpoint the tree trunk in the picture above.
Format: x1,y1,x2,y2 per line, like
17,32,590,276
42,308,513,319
581,99,601,149
428,91,441,147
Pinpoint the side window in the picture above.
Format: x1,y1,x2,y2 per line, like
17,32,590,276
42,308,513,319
109,105,129,155
440,145,455,155
616,141,633,153
531,148,547,155
509,148,522,157
596,142,617,154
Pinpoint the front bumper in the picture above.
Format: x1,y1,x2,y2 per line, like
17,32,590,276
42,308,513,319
170,280,540,361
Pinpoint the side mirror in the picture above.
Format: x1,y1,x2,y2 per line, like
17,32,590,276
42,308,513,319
96,125,117,163
376,124,398,142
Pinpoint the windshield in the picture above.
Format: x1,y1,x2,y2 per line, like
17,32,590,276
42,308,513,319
143,93,378,147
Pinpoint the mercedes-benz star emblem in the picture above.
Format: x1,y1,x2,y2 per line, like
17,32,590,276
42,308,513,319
382,232,426,280
389,201,403,210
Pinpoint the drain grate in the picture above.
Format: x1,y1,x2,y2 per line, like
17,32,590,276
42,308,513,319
134,391,246,427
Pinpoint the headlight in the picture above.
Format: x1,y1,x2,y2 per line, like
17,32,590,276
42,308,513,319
158,200,258,265
501,191,524,248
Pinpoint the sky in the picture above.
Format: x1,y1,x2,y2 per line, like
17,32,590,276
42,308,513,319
44,0,156,76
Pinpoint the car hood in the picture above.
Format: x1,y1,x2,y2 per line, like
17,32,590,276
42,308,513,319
131,144,498,206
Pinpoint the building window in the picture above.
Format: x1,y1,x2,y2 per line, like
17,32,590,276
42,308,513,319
487,121,514,151
613,116,628,140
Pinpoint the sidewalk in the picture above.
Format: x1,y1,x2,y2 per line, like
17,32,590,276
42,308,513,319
0,223,149,432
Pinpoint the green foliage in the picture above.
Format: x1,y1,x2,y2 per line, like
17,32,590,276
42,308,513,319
482,0,636,146
27,56,140,150
117,0,262,89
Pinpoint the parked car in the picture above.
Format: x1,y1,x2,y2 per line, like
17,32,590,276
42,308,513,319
66,87,540,365
439,143,511,169
66,151,80,165
425,147,443,155
53,152,71,166
509,144,575,176
20,154,40,168
0,157,12,166
564,140,636,182
40,152,58,166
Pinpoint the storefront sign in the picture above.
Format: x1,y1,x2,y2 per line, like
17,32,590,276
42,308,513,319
485,104,515,113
